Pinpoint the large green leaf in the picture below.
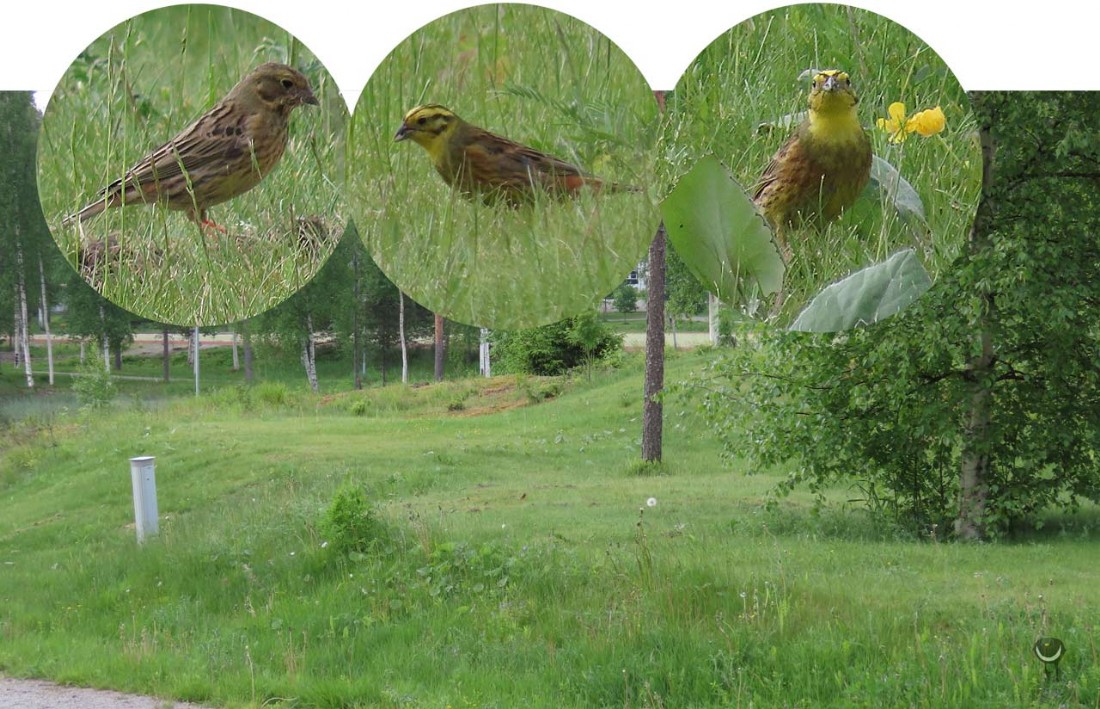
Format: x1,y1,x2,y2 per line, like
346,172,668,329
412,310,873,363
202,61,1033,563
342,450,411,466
661,156,784,303
790,248,931,332
869,155,926,225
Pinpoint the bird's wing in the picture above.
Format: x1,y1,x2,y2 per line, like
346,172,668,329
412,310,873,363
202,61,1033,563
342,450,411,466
100,103,248,199
752,133,799,202
462,129,595,193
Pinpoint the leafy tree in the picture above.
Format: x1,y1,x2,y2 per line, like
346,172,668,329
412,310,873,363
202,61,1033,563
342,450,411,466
611,282,638,315
685,92,1100,538
61,271,135,370
0,92,52,385
493,313,622,376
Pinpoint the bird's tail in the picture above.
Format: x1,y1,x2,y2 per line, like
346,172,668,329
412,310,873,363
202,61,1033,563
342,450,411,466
61,200,107,227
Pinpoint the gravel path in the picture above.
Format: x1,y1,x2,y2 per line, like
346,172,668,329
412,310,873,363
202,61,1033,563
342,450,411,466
0,677,214,709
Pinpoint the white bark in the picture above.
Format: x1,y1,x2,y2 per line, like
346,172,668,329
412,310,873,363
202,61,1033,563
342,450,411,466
231,328,240,371
479,328,491,377
399,291,409,384
708,293,720,347
192,326,200,396
15,239,33,387
302,312,319,393
38,254,54,385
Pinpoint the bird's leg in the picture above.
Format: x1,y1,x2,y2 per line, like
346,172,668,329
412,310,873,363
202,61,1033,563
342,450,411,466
188,207,226,235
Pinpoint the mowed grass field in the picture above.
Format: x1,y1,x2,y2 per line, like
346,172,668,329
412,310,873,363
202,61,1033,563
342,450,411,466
1,351,1098,708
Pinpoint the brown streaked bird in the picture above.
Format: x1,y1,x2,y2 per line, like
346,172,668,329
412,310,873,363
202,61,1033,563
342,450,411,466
394,103,635,205
753,69,872,259
64,62,318,229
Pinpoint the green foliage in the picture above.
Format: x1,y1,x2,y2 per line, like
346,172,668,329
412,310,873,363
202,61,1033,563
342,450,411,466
682,93,1100,537
664,4,980,323
350,4,658,330
610,283,639,314
493,313,623,376
37,6,347,325
790,248,932,332
70,356,117,410
661,155,784,304
318,484,386,556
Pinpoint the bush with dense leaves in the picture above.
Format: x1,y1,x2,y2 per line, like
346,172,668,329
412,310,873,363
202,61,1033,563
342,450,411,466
492,313,622,376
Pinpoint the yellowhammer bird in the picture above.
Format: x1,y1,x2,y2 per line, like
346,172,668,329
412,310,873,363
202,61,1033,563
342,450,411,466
65,62,318,229
394,104,633,204
753,69,872,258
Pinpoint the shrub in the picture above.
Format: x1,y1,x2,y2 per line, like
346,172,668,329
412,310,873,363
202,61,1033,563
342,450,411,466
493,313,622,376
318,484,386,556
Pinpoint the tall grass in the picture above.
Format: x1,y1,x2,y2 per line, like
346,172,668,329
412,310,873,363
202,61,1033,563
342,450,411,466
1,352,1097,706
36,5,348,326
664,5,981,322
350,4,660,330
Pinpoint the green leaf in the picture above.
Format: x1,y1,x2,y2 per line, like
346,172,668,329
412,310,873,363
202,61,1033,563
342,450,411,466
790,248,931,332
660,155,785,303
869,155,926,224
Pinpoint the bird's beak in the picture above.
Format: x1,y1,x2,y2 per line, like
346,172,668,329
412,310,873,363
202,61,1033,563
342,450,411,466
394,123,410,142
822,75,839,92
301,88,319,106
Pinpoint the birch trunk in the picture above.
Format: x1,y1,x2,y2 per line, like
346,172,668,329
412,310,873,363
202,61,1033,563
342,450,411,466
15,239,33,388
955,111,997,541
37,254,53,385
399,291,409,384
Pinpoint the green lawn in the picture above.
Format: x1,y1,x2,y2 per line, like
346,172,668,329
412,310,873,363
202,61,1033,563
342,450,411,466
1,351,1097,707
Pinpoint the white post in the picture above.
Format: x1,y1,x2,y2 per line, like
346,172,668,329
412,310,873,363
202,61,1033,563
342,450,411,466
479,328,491,377
129,456,159,543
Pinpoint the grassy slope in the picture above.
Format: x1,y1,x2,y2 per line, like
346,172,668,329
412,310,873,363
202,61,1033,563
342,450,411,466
1,352,1098,708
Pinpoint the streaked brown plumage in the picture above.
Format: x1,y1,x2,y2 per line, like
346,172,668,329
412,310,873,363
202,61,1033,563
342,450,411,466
394,104,634,204
753,70,872,258
65,62,318,228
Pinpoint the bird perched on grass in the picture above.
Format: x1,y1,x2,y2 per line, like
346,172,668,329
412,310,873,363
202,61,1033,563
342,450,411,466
394,104,634,205
65,62,318,230
753,69,872,259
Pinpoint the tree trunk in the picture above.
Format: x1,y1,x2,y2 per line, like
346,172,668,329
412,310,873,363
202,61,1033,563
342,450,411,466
100,305,109,374
15,238,33,388
192,326,200,396
955,111,997,540
242,322,254,384
231,328,240,372
642,224,667,462
38,254,54,385
399,291,409,384
708,293,720,346
302,312,319,393
434,312,445,382
480,328,491,377
162,328,171,382
112,343,122,371
352,244,363,390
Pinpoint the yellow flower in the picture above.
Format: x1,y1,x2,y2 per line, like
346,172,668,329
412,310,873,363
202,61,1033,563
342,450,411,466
876,102,908,143
877,102,946,143
906,106,946,137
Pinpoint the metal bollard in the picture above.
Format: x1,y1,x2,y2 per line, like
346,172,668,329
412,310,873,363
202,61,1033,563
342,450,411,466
129,456,159,543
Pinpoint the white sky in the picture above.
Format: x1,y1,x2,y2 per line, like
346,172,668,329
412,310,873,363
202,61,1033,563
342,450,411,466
7,0,1100,112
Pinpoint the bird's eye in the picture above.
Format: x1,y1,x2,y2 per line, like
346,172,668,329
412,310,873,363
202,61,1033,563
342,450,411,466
417,117,427,125
281,78,294,89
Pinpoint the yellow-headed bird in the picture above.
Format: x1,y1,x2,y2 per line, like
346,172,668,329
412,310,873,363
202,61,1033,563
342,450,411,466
753,70,872,258
394,104,633,205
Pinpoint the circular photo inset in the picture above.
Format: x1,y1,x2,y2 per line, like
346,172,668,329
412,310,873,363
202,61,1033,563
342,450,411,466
350,3,659,330
663,3,981,328
37,4,347,327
